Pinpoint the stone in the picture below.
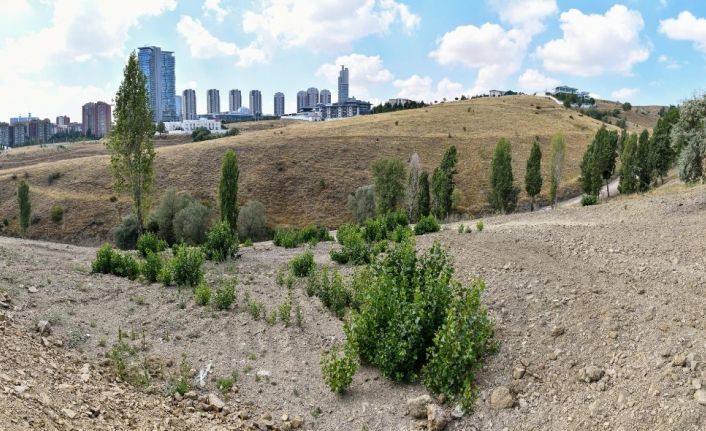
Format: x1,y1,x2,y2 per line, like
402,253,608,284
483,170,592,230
426,404,449,431
673,353,687,367
450,404,464,419
512,367,526,380
694,390,706,406
407,394,432,418
37,320,51,335
256,370,271,379
692,379,702,390
490,386,515,409
28,286,38,293
290,415,303,429
578,366,604,383
207,393,225,411
550,326,565,337
62,408,77,419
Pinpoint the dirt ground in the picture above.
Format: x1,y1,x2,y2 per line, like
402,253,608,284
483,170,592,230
1,184,706,430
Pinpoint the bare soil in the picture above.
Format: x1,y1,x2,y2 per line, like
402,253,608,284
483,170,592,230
1,184,706,430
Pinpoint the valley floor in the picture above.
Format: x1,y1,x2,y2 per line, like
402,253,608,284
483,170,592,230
1,184,706,430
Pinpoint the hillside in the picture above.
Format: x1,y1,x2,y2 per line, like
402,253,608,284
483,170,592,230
594,100,663,132
0,95,615,245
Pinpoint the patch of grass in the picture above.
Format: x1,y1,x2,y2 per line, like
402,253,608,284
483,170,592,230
212,279,236,310
290,250,315,277
247,301,264,320
194,282,212,306
475,220,484,232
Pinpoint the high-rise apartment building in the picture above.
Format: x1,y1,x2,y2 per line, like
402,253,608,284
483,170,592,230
0,123,10,147
296,91,307,112
306,87,319,108
207,89,221,115
82,101,112,138
274,92,285,116
12,124,26,146
138,46,177,122
249,90,262,116
56,116,70,126
174,95,182,121
229,89,242,112
182,89,197,120
320,89,332,105
337,65,349,103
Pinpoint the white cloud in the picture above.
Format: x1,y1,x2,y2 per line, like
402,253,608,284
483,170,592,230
177,16,268,66
393,75,465,103
2,0,30,17
203,0,228,22
535,5,649,77
242,0,420,52
659,11,706,52
611,87,639,100
0,0,177,74
488,0,557,33
517,69,559,93
316,54,393,101
658,54,668,62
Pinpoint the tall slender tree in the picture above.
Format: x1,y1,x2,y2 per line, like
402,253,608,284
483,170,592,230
107,52,156,235
524,140,542,211
651,107,679,184
418,171,431,217
618,133,639,194
635,129,653,192
549,132,566,208
371,158,406,214
672,96,706,182
219,149,240,231
406,153,421,222
18,180,30,236
488,138,519,213
431,146,457,219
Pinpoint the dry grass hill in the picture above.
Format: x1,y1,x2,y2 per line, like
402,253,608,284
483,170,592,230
1,95,621,246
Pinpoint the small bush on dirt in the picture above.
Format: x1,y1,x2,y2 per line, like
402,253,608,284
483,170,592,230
91,244,139,280
108,329,150,386
290,250,315,277
278,300,292,326
307,267,351,318
247,300,264,320
330,224,370,265
581,194,598,206
166,354,192,396
30,212,41,225
151,188,192,245
237,200,269,242
47,171,62,185
273,225,332,248
204,221,238,262
136,232,167,258
321,346,358,394
475,221,484,232
113,214,139,250
172,246,204,287
414,215,440,235
92,244,114,274
457,224,465,234
217,373,237,396
141,252,162,283
194,282,212,306
158,259,174,286
50,205,63,223
213,280,236,310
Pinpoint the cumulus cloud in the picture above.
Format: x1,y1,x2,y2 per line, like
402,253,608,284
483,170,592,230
535,5,649,77
202,0,228,22
177,16,267,66
659,11,706,52
393,75,465,103
488,0,558,33
517,69,559,93
242,0,420,52
2,0,30,17
611,87,639,100
316,54,393,101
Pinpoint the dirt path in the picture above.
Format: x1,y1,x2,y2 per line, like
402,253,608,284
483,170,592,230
2,184,706,430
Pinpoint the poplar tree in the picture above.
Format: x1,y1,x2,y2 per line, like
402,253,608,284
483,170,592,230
549,132,566,208
219,149,240,231
635,129,653,192
18,180,30,236
524,140,542,211
651,107,679,184
371,158,406,214
418,171,431,217
488,138,518,213
107,52,156,235
618,133,639,194
431,146,457,219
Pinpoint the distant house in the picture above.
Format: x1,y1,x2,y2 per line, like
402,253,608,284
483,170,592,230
489,90,503,97
553,86,578,95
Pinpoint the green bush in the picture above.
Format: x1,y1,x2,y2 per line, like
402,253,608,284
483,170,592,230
306,267,351,318
141,251,162,283
330,224,370,265
137,232,167,258
50,205,64,223
150,188,192,246
277,300,292,326
204,221,238,262
414,215,440,235
423,279,497,411
158,260,174,286
290,250,315,277
194,282,212,306
457,224,465,234
173,201,211,245
273,225,332,248
92,243,115,274
213,280,236,310
172,246,204,287
237,200,269,242
475,221,484,232
362,210,408,242
321,347,358,394
581,194,598,206
91,244,139,280
113,214,139,250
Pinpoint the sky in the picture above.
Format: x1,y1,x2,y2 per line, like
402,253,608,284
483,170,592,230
2,0,706,121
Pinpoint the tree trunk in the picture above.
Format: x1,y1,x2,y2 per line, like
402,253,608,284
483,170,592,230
605,179,610,198
530,196,534,212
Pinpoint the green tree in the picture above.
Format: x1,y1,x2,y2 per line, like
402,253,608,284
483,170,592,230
618,133,639,194
635,129,653,192
671,96,706,183
488,138,519,213
548,132,566,208
156,121,166,134
581,127,619,198
418,171,431,217
431,146,457,219
18,180,30,236
651,107,679,184
524,140,542,211
218,149,239,231
405,153,421,222
371,158,406,214
107,52,156,235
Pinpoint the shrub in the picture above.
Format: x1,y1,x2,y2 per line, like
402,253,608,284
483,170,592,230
291,250,315,277
414,215,440,235
273,225,332,248
173,201,211,245
166,354,192,396
136,232,167,258
423,280,497,410
371,158,406,214
475,221,484,232
158,259,174,286
213,280,236,310
330,224,369,265
204,221,238,262
30,212,41,225
47,171,62,185
92,243,115,274
347,185,376,224
150,188,192,245
237,200,269,242
247,301,264,319
110,253,140,280
306,267,351,318
172,246,204,287
113,214,139,250
194,283,212,306
191,127,212,142
50,205,64,223
218,149,239,232
321,347,358,394
243,239,254,247
581,194,598,206
277,300,292,325
457,224,465,234
141,252,162,283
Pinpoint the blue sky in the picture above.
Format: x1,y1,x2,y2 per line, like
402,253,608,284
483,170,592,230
2,0,706,120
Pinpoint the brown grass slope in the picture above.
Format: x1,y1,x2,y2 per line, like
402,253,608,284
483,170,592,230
0,95,614,246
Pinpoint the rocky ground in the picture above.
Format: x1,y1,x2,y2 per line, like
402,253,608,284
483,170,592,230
1,184,706,430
